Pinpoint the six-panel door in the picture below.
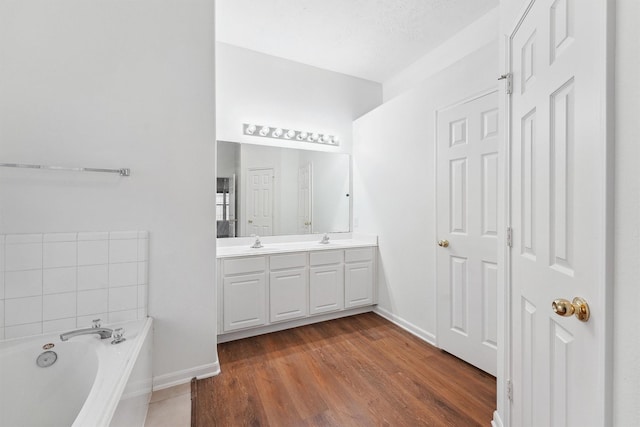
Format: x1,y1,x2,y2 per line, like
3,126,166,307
509,0,610,425
435,91,499,376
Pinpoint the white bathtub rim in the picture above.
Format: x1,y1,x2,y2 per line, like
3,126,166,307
73,317,153,427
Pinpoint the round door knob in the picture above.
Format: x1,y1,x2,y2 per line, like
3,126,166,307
552,297,590,322
438,240,449,248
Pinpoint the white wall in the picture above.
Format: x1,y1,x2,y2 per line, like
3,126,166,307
353,42,498,341
216,42,382,154
383,7,499,102
217,141,239,178
0,0,217,387
613,0,640,423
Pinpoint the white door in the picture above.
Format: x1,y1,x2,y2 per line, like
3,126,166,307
509,0,611,425
436,91,499,376
247,168,273,236
298,163,312,234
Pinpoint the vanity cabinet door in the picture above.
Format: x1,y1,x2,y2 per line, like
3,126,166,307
345,262,373,308
270,268,308,322
223,272,267,332
345,248,374,308
309,264,344,315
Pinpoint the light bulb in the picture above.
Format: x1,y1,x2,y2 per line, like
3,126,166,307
297,131,308,141
259,126,270,136
272,128,283,138
285,129,296,139
321,134,331,143
245,124,256,135
308,133,319,142
332,136,340,145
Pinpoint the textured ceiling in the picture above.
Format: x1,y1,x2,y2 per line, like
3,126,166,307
216,0,498,82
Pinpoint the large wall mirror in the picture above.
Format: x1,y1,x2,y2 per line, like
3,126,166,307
217,141,350,238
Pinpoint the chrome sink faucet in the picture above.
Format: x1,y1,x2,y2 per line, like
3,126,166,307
250,235,263,248
320,233,330,244
60,319,113,341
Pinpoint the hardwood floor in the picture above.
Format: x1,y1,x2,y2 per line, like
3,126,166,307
193,313,496,426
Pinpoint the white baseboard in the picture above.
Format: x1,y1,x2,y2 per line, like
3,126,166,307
373,306,437,346
217,306,374,343
491,410,504,427
152,361,221,391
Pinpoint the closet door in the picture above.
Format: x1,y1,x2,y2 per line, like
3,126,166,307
436,90,498,376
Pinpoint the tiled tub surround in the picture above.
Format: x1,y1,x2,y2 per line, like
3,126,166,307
0,231,149,340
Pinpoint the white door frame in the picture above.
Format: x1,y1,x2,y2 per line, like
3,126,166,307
496,1,615,426
434,87,499,376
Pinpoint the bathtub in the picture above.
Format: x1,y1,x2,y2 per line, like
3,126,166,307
0,317,153,427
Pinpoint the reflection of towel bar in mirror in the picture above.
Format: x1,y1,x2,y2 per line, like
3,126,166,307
0,162,130,176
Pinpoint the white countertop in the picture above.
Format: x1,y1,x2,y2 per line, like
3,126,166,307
217,235,377,258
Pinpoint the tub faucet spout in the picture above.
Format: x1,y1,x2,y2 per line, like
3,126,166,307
60,319,113,341
60,327,113,341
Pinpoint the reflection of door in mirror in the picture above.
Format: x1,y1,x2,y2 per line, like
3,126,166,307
217,140,350,238
247,168,274,236
298,163,312,234
216,175,237,238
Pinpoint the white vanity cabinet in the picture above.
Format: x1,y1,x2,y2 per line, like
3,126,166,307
309,250,344,315
221,256,267,332
217,239,377,340
269,253,308,323
345,248,375,308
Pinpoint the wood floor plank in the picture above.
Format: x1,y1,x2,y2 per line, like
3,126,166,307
195,312,496,426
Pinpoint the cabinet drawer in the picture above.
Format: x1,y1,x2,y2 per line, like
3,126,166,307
345,247,374,263
223,256,266,275
310,250,344,266
270,253,307,270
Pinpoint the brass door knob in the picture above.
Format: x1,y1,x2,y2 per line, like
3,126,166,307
552,297,590,322
438,240,449,248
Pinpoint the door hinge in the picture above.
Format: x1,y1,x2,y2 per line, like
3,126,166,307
506,226,513,248
498,73,513,95
507,379,513,402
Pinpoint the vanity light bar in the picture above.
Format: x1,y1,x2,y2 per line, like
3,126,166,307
243,123,340,146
